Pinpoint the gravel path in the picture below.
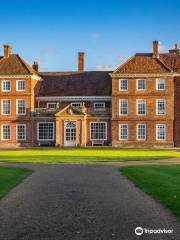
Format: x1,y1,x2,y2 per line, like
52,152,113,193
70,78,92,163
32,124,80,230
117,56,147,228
0,163,179,240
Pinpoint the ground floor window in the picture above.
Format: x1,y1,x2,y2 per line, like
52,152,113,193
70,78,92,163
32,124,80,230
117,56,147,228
1,125,11,140
137,124,146,140
156,124,166,140
16,124,26,140
119,124,128,140
90,122,107,140
37,122,54,141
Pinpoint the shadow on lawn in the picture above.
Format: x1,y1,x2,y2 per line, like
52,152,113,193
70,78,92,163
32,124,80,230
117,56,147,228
0,155,174,163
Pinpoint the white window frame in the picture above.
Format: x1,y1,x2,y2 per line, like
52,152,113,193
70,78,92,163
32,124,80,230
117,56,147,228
119,79,128,91
156,99,166,115
137,79,146,91
1,99,11,115
156,124,166,141
119,99,128,116
37,122,54,141
16,124,26,141
156,79,165,90
2,80,11,92
93,102,105,111
16,99,26,115
119,124,128,140
16,80,26,91
47,102,57,109
1,124,11,140
90,122,107,141
137,124,146,140
136,99,146,116
71,102,83,108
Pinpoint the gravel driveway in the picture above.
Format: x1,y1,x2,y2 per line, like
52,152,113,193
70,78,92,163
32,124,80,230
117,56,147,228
0,163,179,240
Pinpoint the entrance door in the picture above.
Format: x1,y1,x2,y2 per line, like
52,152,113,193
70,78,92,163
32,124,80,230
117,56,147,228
65,122,76,146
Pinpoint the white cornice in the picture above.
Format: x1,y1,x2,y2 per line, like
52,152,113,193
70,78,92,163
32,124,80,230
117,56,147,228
110,73,180,78
0,74,41,80
36,96,112,101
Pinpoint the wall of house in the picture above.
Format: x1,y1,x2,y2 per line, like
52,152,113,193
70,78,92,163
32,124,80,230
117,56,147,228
111,76,174,147
174,77,180,146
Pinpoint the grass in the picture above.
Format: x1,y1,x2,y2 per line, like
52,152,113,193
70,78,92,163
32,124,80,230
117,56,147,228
121,165,180,218
0,167,32,200
0,148,179,164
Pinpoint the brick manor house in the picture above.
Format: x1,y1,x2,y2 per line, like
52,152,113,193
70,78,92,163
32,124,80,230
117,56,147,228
0,41,180,147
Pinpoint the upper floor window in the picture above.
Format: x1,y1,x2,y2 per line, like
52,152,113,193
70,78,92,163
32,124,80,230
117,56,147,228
16,99,26,115
156,124,166,140
2,99,11,115
119,124,128,140
137,124,146,140
137,79,146,90
156,79,165,90
119,99,128,116
1,125,11,140
94,102,105,111
16,80,26,91
47,103,57,109
16,124,26,140
156,99,166,115
2,80,11,92
137,99,146,115
119,79,128,91
71,102,82,108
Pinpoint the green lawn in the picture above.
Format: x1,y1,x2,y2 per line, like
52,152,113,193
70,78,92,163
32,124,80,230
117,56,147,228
0,148,179,163
0,167,32,200
121,165,180,218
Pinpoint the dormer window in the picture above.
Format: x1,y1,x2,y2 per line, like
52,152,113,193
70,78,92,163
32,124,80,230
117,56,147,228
71,102,82,108
47,103,57,109
2,80,11,92
16,80,26,91
94,102,105,112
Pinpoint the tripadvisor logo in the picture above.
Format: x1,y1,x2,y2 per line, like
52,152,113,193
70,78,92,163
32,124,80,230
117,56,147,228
135,227,173,236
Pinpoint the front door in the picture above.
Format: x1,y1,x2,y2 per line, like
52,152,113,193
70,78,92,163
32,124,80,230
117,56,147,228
64,122,76,146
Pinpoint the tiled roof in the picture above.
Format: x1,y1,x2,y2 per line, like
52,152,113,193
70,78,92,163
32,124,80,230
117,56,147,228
160,53,180,73
0,54,37,75
114,54,172,74
38,71,112,96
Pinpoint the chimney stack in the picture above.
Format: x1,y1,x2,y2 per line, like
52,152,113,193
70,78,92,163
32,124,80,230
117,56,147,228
4,45,12,58
78,52,84,72
169,43,180,54
152,41,159,58
32,61,39,72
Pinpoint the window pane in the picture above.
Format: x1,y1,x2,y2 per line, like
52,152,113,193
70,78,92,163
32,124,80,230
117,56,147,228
120,99,128,115
17,124,26,140
119,124,128,140
2,100,11,115
156,124,166,140
17,100,26,115
38,123,54,140
137,79,146,90
2,125,11,140
157,79,165,90
120,79,128,91
157,99,166,115
137,100,146,115
137,124,146,140
90,122,107,140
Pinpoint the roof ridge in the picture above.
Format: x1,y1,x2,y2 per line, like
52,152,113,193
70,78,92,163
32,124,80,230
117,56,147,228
113,55,135,74
156,57,173,72
15,54,37,75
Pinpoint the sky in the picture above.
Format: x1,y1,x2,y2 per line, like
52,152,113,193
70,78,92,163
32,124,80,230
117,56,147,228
0,0,180,71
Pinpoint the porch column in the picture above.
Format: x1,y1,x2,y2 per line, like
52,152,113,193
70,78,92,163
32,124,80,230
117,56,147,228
81,116,87,147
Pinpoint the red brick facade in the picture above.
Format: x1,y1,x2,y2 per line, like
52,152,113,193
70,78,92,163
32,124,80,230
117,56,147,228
0,41,180,147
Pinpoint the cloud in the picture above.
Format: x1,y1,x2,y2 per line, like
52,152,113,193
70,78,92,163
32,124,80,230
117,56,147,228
96,64,113,71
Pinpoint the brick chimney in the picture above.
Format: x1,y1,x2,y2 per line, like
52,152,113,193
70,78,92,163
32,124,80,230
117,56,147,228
78,52,84,72
169,43,180,54
4,45,12,58
152,41,159,58
32,61,39,72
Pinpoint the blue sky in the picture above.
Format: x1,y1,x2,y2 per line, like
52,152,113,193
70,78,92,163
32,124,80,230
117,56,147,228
0,0,180,71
